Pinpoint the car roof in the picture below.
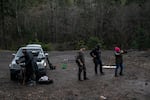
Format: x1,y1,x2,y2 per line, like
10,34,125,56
26,44,42,47
20,46,42,50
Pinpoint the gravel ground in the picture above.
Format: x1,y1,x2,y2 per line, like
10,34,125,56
0,50,150,100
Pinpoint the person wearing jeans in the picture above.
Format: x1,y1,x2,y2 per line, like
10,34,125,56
114,47,125,77
115,63,123,76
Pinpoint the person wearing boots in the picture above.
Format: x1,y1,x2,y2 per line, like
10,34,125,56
76,48,89,81
21,49,35,85
90,45,104,75
114,47,126,77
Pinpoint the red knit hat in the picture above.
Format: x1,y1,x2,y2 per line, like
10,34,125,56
115,47,120,52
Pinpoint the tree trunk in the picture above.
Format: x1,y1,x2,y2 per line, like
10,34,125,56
16,0,22,43
0,0,5,49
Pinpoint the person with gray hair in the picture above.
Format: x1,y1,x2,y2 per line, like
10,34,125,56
76,48,89,81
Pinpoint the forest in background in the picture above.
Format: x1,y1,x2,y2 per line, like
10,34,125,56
0,0,150,50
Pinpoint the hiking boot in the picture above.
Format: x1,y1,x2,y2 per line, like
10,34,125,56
101,72,104,75
84,77,89,80
119,73,123,76
78,79,83,81
115,74,118,77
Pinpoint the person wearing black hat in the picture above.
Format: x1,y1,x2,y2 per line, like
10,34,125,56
90,45,104,75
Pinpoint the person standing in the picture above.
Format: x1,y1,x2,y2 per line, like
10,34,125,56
90,45,104,75
76,48,89,81
114,47,126,77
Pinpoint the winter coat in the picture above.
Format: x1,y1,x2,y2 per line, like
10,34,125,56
76,51,85,66
114,51,123,64
90,48,101,60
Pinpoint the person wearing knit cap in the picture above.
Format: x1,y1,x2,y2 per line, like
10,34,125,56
114,47,125,77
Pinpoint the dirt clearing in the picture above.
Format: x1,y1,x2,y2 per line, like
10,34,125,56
0,50,150,100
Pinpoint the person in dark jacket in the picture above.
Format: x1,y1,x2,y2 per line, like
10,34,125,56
90,45,104,75
22,49,35,83
76,48,89,81
114,47,125,77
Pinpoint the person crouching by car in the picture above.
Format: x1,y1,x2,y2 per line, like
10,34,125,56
22,49,35,85
76,48,89,81
114,47,127,77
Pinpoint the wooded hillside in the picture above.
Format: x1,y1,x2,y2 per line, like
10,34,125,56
0,0,150,50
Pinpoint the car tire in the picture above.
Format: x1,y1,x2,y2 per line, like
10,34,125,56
10,72,17,81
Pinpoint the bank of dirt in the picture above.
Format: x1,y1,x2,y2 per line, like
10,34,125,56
0,50,150,100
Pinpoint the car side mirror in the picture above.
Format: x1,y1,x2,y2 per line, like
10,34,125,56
12,53,16,56
45,53,48,56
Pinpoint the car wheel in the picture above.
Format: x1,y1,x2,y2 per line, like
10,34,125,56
10,72,17,81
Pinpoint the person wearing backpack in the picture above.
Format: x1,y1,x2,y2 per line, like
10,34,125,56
76,48,89,81
90,45,104,75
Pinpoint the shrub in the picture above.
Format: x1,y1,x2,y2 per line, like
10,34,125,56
87,37,103,49
75,40,88,50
